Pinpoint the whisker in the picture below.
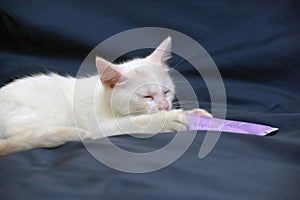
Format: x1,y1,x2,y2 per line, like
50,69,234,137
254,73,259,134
168,50,199,75
173,97,199,101
172,101,203,104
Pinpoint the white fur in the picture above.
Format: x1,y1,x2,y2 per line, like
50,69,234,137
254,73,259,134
0,37,211,155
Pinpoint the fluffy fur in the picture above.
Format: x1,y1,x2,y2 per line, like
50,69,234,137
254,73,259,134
0,37,211,156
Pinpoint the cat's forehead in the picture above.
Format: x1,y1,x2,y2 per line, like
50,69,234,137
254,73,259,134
127,67,172,87
135,84,170,95
135,85,151,94
121,62,167,80
124,71,174,94
117,57,174,91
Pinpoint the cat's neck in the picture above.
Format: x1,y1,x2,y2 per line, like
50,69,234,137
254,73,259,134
86,76,118,120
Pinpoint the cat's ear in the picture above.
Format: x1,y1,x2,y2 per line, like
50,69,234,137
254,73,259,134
147,36,172,64
95,56,125,88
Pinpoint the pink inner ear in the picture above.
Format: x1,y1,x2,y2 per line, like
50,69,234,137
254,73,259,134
100,67,122,88
95,57,124,88
147,37,172,64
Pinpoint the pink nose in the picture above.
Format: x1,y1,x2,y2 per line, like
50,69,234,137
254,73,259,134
158,99,169,110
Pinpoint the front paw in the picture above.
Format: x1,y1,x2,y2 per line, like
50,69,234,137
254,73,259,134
162,109,189,132
185,108,212,117
131,110,189,133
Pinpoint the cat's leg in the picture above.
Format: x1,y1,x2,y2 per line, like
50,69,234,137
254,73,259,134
132,109,189,133
0,127,92,156
91,109,189,139
185,108,212,117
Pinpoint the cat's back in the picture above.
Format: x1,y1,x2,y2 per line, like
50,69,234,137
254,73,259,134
0,73,76,110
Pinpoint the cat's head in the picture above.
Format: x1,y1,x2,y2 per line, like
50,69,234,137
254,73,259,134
95,37,175,116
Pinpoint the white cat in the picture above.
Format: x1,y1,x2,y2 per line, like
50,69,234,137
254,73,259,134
0,37,211,156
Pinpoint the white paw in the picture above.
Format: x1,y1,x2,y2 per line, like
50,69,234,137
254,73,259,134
185,108,212,117
162,109,189,132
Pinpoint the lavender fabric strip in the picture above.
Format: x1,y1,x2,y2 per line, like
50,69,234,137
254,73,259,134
187,114,278,136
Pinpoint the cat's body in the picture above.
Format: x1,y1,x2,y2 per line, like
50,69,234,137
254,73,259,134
0,37,211,156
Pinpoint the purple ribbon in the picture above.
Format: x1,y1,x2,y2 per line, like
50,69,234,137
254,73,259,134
187,114,278,136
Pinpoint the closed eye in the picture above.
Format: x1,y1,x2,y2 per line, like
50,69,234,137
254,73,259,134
164,90,170,95
143,95,154,100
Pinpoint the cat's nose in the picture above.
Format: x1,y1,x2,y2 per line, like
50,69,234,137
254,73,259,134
158,99,169,110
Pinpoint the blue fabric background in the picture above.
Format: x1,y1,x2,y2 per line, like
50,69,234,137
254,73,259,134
0,1,299,199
